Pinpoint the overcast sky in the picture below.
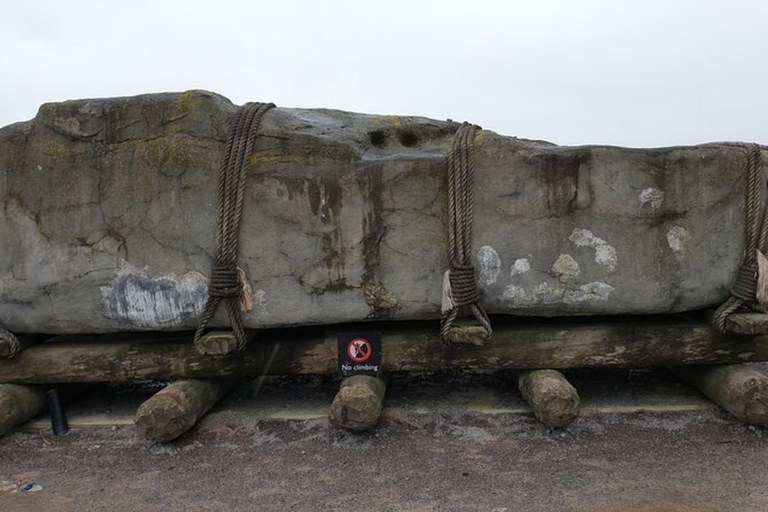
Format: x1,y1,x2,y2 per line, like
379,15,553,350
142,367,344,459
1,0,765,147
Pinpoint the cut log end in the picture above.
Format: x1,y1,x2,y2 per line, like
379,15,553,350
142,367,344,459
725,313,768,335
329,376,388,432
0,384,47,437
518,369,580,429
134,379,234,442
669,364,768,426
194,331,239,356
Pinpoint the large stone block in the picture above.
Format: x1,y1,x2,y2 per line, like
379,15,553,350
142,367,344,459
0,90,763,333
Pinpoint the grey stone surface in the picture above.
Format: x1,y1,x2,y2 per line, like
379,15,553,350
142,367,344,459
0,90,764,333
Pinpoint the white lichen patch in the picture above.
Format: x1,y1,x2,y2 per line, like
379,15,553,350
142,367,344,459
569,228,617,271
639,188,664,210
100,263,208,328
551,254,581,284
477,246,501,285
666,225,690,259
510,258,531,276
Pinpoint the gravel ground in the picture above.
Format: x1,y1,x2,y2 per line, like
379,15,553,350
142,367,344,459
1,371,767,511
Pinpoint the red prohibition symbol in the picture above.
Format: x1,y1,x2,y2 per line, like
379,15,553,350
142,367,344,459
347,338,372,363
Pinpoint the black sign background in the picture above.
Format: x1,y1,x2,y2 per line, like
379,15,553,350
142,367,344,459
337,332,382,377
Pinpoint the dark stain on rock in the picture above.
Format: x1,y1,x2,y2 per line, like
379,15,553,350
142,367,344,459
531,150,592,217
307,180,321,216
360,164,385,288
359,163,401,317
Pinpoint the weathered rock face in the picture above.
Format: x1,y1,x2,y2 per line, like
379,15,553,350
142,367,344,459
0,90,763,333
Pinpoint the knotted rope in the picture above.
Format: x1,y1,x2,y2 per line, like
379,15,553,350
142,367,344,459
440,122,493,347
0,325,21,359
194,102,274,352
712,144,767,333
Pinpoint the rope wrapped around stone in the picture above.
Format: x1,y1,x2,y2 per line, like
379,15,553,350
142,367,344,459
0,325,21,359
440,122,493,347
712,144,767,333
194,102,275,353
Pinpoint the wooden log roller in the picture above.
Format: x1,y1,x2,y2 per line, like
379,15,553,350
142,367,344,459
517,370,580,429
329,375,388,432
668,364,768,427
0,384,47,436
134,379,235,442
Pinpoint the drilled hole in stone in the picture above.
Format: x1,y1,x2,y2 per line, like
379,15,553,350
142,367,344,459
397,130,420,148
369,130,387,148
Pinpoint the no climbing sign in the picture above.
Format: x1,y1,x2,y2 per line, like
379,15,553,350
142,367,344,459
337,332,382,377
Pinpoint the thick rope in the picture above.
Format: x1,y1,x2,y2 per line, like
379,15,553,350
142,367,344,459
194,102,275,352
712,144,765,333
440,122,493,346
0,325,21,359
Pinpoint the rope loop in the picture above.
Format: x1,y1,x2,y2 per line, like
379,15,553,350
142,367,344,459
713,144,766,333
195,102,275,352
440,122,492,347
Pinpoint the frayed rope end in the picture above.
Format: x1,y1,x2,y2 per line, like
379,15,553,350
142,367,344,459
756,250,768,314
441,269,456,315
237,267,254,313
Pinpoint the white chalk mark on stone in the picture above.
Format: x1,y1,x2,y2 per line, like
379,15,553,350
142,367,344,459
666,225,690,260
100,263,208,328
569,228,617,271
253,288,269,316
477,246,501,285
510,258,531,276
639,188,664,210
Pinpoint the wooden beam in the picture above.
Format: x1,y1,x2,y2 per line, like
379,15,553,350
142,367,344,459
329,375,388,431
1,318,768,383
134,379,234,442
518,369,580,429
725,313,768,335
668,364,768,426
0,384,47,436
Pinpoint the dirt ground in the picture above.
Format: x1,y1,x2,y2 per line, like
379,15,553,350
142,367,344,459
1,371,767,511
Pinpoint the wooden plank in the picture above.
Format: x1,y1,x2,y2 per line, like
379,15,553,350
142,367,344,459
0,319,767,383
517,369,580,429
668,364,768,426
0,335,36,359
